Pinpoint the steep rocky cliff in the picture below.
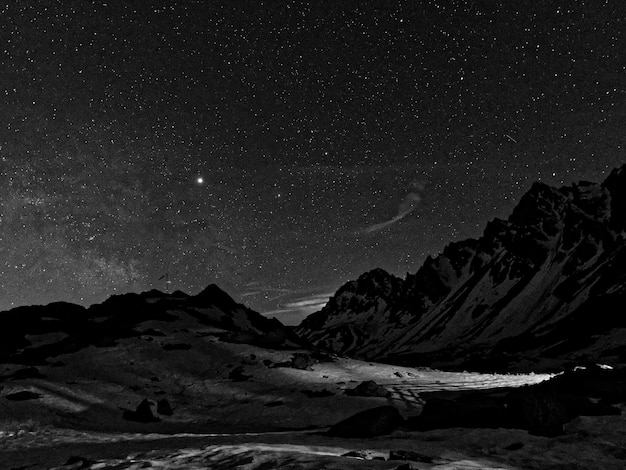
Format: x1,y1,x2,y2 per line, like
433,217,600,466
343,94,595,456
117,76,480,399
296,165,626,370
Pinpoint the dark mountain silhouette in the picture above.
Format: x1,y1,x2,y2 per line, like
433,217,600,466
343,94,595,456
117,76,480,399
296,164,626,371
1,285,303,366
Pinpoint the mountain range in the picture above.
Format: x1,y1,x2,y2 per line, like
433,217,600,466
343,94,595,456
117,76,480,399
1,285,303,367
2,168,626,468
4,166,626,375
295,164,626,372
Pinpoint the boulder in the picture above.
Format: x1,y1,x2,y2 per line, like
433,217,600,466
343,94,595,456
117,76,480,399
290,353,318,370
342,450,377,460
393,464,420,470
62,456,96,469
505,369,624,436
5,390,41,401
228,366,252,382
157,398,173,415
549,366,626,404
505,387,571,437
122,398,160,423
403,368,624,437
303,389,334,398
10,367,45,380
389,450,434,464
327,406,403,438
162,343,192,351
406,394,507,430
345,380,391,398
273,352,319,370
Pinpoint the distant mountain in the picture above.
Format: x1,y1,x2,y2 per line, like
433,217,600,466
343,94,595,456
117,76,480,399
1,284,303,365
295,164,626,371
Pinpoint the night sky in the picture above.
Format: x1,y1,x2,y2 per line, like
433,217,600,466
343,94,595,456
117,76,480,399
1,1,625,324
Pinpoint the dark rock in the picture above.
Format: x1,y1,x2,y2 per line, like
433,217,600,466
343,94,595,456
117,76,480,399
389,450,434,464
161,343,192,351
10,367,45,380
290,353,318,370
139,328,166,337
341,450,379,460
273,352,319,370
393,463,420,470
327,406,403,438
303,389,335,398
406,394,507,430
228,366,252,382
580,400,620,416
122,398,160,423
93,335,118,347
311,351,336,363
5,390,42,401
505,387,571,437
504,368,625,436
504,443,524,451
345,380,391,398
63,456,96,469
549,366,626,404
402,369,623,437
157,398,173,415
264,400,284,407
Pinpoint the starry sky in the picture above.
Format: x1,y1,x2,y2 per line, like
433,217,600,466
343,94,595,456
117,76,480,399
1,1,625,324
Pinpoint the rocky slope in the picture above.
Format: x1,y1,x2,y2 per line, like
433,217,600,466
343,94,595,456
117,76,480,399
296,164,626,371
1,284,303,366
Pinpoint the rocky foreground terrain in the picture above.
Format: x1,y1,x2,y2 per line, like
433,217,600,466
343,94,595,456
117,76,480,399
0,284,625,468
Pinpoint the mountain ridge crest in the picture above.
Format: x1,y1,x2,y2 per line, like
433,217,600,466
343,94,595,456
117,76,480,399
295,163,626,371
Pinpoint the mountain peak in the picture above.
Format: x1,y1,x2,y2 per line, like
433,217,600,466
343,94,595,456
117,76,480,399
296,163,626,370
508,180,568,228
193,283,238,308
347,268,403,299
1,283,301,365
356,268,401,285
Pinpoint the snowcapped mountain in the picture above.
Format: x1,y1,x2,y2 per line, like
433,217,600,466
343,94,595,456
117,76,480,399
296,164,626,370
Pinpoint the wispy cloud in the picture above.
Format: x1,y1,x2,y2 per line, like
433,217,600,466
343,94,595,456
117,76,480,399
262,293,334,325
360,180,426,234
240,287,296,298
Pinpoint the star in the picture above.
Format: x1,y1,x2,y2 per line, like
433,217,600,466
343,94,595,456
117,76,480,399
0,1,623,325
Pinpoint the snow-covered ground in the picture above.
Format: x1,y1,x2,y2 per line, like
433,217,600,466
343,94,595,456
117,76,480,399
1,330,623,469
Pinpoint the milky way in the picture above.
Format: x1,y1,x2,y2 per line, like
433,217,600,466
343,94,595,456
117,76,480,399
1,1,625,323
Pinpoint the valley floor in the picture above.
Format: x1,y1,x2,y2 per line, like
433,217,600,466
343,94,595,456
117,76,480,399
3,413,626,470
1,338,623,469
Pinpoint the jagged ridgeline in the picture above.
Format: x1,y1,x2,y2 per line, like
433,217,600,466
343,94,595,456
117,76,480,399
0,285,303,366
295,164,626,371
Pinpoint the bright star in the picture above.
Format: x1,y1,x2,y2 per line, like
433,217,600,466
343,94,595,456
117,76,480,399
196,176,204,184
